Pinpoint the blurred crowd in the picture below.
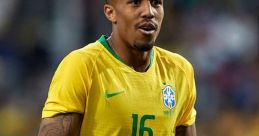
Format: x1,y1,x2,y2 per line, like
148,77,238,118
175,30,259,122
0,0,258,135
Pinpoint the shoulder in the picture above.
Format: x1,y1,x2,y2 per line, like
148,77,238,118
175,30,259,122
63,40,104,66
154,46,194,73
54,40,105,78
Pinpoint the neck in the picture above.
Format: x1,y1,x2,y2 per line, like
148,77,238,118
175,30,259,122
107,35,152,72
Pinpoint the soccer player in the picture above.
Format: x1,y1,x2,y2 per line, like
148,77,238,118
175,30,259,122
38,0,197,135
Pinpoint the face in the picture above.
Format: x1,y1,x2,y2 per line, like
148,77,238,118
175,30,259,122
105,0,164,52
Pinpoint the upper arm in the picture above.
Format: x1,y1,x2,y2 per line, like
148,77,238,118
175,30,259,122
176,61,197,136
177,62,197,126
43,51,90,118
175,124,197,136
38,113,83,136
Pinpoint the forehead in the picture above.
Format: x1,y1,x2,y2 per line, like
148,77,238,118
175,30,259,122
107,0,126,6
108,0,163,4
106,0,116,5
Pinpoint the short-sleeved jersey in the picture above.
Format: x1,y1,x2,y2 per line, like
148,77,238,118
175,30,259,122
42,35,197,136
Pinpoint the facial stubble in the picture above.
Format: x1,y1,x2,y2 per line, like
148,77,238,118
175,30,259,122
133,40,155,52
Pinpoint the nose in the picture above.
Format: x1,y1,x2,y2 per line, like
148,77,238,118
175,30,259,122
141,1,155,19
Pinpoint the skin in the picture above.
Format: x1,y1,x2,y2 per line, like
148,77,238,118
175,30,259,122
38,0,196,135
38,113,82,136
104,0,164,72
176,125,197,136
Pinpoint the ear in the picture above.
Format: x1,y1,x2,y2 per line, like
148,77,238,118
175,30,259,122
104,4,117,24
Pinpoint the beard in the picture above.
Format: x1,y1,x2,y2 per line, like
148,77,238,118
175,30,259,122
133,40,155,52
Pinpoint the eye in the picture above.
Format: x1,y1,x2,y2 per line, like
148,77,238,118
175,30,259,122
151,0,162,7
127,0,141,6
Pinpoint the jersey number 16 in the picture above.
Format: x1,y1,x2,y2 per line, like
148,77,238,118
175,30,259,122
132,114,155,136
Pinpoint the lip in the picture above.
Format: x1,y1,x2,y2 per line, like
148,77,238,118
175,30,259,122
138,29,156,35
137,22,157,35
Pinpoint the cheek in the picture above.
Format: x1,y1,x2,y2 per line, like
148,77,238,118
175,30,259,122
117,16,135,33
159,14,164,24
156,8,164,24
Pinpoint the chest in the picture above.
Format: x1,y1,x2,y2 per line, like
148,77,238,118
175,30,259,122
90,68,180,119
81,65,189,135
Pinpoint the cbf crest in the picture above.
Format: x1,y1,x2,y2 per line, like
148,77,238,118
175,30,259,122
162,86,176,109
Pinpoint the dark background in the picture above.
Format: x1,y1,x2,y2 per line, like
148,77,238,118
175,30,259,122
0,0,258,135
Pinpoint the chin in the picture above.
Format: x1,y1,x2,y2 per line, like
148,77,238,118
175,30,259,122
133,40,155,52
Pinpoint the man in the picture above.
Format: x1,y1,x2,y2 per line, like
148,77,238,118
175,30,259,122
38,0,197,135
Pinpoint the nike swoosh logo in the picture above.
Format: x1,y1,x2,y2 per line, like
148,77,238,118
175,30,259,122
104,91,124,99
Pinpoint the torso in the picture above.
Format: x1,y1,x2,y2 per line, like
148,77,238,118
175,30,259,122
79,40,192,136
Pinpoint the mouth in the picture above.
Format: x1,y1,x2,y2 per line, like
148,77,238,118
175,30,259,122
137,22,157,35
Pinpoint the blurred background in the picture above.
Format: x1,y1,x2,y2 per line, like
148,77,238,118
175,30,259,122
0,0,258,135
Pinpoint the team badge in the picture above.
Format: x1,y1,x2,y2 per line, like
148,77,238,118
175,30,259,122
162,86,176,109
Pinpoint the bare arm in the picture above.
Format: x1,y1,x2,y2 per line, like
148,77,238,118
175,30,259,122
175,124,197,136
38,113,83,136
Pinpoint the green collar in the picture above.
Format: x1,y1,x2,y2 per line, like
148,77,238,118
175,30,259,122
98,35,154,69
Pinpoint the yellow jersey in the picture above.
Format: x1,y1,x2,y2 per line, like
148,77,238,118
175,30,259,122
42,35,197,136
